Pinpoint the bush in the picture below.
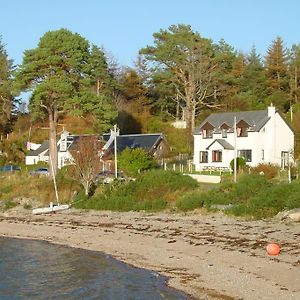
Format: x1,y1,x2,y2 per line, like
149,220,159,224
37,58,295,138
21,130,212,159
176,191,204,211
251,163,279,179
230,157,246,171
75,170,198,211
226,180,300,219
118,148,156,176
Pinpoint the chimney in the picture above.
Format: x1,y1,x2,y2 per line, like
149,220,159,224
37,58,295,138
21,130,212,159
268,104,276,118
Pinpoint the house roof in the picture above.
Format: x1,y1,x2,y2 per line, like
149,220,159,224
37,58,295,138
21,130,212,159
103,133,164,153
206,139,234,150
195,110,270,134
27,140,49,156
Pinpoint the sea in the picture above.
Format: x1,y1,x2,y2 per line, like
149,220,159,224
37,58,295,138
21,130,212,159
0,237,188,300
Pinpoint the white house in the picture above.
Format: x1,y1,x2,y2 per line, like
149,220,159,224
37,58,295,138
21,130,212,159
25,131,78,168
25,130,170,169
193,106,294,171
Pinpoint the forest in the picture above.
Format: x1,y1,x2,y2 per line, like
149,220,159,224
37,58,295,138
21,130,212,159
1,24,300,166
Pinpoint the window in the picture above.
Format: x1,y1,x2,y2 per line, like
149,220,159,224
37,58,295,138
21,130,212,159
200,151,208,163
212,150,222,162
236,120,249,137
281,151,289,168
202,129,213,139
238,150,252,162
221,129,227,138
237,127,248,137
261,150,264,161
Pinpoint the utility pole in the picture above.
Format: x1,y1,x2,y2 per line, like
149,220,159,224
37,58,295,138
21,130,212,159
114,124,118,179
234,116,237,183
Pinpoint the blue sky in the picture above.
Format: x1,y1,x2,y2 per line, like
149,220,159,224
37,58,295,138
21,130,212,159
1,0,300,67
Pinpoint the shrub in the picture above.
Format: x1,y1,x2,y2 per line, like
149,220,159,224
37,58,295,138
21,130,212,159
75,170,198,211
227,180,300,219
176,191,204,211
118,148,156,176
3,200,18,210
230,157,246,171
251,163,279,179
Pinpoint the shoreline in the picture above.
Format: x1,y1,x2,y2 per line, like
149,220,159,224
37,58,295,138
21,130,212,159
0,209,299,300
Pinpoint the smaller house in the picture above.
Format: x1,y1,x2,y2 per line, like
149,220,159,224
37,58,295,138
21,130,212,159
25,131,170,169
193,106,294,171
103,132,170,159
25,131,102,168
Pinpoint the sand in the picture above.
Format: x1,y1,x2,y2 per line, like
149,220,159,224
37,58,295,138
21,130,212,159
0,209,299,300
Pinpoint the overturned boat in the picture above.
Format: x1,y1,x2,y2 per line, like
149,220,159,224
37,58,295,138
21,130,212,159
32,202,70,215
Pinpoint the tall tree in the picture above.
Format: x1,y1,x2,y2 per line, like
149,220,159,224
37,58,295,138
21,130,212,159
239,46,267,109
140,24,218,140
213,39,239,110
0,36,14,133
265,37,290,111
15,29,115,178
289,44,300,105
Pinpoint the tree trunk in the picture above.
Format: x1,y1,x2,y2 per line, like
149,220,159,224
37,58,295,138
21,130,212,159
48,109,58,179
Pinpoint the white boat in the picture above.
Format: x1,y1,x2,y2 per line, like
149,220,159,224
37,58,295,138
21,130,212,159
32,202,70,215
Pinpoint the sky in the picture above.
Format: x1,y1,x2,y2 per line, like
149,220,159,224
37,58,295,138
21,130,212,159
1,0,300,67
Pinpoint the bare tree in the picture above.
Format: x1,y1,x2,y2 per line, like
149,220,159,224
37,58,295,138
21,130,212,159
70,136,102,196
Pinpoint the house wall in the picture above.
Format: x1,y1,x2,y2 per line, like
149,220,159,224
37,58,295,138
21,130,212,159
266,112,294,165
25,156,39,165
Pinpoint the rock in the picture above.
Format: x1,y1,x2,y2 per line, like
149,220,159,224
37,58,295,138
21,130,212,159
276,208,300,222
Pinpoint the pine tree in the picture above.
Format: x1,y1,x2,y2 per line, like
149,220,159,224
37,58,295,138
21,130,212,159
289,44,300,105
239,46,267,109
265,37,290,111
265,36,289,92
0,36,14,133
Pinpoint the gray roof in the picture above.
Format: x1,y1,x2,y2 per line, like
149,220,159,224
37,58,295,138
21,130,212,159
195,110,270,134
27,141,49,156
206,139,234,150
103,133,164,153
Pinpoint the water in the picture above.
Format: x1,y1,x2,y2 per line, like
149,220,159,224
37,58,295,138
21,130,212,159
0,237,187,300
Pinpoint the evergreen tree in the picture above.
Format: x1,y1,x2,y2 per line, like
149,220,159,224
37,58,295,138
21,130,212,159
289,44,300,105
265,37,289,92
15,29,116,177
265,37,290,111
213,39,242,111
140,24,218,139
0,36,14,133
239,46,267,109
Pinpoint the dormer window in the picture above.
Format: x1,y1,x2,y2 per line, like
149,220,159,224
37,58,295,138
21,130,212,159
236,120,249,137
201,122,214,139
220,123,230,138
202,129,213,138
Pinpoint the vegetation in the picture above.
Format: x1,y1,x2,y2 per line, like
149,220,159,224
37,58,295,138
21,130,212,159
175,174,300,219
14,29,117,177
73,169,199,211
118,147,156,176
0,171,81,206
1,25,300,220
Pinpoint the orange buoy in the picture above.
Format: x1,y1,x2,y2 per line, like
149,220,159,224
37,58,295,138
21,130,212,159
266,243,281,256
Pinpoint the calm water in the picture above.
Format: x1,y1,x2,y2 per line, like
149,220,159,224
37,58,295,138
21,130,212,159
0,237,188,300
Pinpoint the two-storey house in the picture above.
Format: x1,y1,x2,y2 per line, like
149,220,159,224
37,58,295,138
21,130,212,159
193,106,294,171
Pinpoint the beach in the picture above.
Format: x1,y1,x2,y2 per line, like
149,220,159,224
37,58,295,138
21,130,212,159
0,209,299,300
